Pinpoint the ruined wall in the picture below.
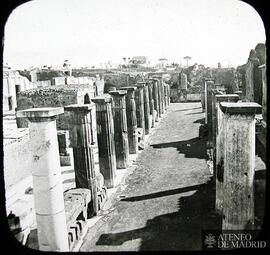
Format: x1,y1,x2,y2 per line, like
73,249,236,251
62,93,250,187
4,130,32,191
103,72,146,92
237,43,265,104
16,84,95,130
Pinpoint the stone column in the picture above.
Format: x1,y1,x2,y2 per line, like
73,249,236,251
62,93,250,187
201,80,206,112
218,102,261,230
16,107,69,251
152,79,160,122
163,83,168,110
159,79,165,115
147,81,155,128
135,83,145,142
142,82,151,135
64,104,99,215
205,80,215,142
214,94,239,212
92,95,117,188
234,90,243,101
152,77,163,117
167,84,171,106
121,86,138,154
109,90,129,169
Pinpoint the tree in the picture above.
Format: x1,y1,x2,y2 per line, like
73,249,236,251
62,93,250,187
183,56,191,67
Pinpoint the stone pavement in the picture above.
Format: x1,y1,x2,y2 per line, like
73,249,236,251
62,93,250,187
79,102,265,251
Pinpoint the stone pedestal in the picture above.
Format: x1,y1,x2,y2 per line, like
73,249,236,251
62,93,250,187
121,87,138,154
214,95,239,211
92,95,117,188
16,107,69,251
109,90,129,169
64,104,99,215
218,102,261,230
135,83,145,142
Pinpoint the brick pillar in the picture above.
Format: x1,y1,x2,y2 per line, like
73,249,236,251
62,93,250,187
64,104,99,215
214,95,239,212
218,102,261,230
135,83,145,142
92,95,117,188
109,90,129,169
152,79,160,122
147,81,155,128
121,86,138,154
16,107,69,251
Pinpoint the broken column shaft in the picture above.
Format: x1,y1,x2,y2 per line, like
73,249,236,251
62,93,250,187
121,86,138,154
109,90,129,169
92,95,117,188
16,107,69,251
64,104,99,215
218,102,261,230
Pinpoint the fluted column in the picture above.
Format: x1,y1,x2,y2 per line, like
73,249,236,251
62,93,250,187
92,95,117,188
121,86,138,154
109,90,129,169
135,83,145,142
64,104,99,215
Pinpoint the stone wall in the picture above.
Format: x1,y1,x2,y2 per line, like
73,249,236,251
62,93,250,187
237,43,266,104
4,129,32,191
16,84,95,130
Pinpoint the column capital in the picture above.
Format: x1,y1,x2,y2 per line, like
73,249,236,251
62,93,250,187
92,94,112,104
16,107,64,121
121,86,137,91
203,77,215,82
220,102,262,115
136,82,146,88
216,94,239,102
109,90,127,96
64,103,95,112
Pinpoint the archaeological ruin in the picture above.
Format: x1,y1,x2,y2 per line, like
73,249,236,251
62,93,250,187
3,39,267,251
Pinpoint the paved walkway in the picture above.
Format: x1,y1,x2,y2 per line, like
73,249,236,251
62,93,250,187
80,102,265,251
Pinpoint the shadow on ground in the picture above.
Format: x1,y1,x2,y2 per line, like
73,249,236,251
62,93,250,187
96,179,222,250
150,123,207,160
173,107,202,112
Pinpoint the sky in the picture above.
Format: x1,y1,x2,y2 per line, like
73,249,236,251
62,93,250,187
3,0,266,69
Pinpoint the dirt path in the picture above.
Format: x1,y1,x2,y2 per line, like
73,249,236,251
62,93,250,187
80,102,220,251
